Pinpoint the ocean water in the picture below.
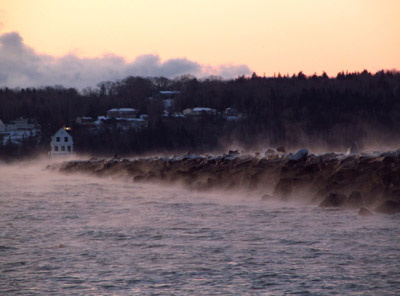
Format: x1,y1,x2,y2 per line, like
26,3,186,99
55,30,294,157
1,162,399,295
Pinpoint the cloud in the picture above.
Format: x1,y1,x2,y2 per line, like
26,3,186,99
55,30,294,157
0,10,5,32
0,32,252,89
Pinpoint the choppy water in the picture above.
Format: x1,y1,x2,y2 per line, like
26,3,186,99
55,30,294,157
1,163,400,295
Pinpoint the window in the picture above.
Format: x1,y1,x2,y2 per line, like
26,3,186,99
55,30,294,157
61,146,65,151
54,146,58,151
67,146,71,152
64,137,68,142
56,137,60,142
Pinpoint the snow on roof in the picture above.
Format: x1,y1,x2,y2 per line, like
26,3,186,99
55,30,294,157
171,113,184,118
93,116,107,125
53,127,72,137
192,107,215,112
119,118,145,122
108,108,137,112
159,91,180,95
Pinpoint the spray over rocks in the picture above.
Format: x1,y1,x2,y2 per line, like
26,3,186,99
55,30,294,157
48,148,400,215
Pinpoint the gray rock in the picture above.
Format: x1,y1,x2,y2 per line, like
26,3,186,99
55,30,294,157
346,191,363,208
396,148,400,158
276,146,286,153
273,178,293,199
228,149,239,155
375,200,400,214
261,194,274,200
379,151,397,158
281,153,292,161
290,148,308,161
348,141,359,154
319,193,347,207
264,148,275,156
358,207,373,216
267,154,280,160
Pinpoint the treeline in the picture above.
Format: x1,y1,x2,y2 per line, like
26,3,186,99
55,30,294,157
1,70,400,158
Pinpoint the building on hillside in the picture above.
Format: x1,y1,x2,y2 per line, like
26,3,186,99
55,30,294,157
0,119,5,132
50,127,74,156
159,91,180,96
102,108,147,130
182,109,193,115
192,107,217,116
0,119,6,144
107,108,138,119
9,118,37,130
159,91,180,111
75,116,96,126
147,91,180,112
223,107,242,121
0,118,41,145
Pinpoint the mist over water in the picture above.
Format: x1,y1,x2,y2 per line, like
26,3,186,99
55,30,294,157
1,162,400,295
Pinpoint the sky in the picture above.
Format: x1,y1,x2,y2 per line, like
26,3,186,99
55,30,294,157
0,0,399,88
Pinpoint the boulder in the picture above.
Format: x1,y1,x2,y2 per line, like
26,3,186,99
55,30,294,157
364,183,385,204
261,194,274,201
387,189,400,202
379,151,397,159
374,200,400,214
290,148,308,161
318,193,347,207
358,207,373,217
281,153,292,161
319,152,337,163
273,178,293,199
345,191,363,208
228,149,239,155
276,146,286,153
133,175,145,182
264,148,275,156
348,141,359,154
207,177,219,187
267,154,280,160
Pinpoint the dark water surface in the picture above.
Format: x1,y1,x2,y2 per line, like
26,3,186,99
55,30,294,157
1,163,399,295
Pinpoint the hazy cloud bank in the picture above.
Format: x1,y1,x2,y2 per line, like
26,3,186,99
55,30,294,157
0,32,251,89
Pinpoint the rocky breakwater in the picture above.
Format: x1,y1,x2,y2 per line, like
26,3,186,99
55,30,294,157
49,149,400,215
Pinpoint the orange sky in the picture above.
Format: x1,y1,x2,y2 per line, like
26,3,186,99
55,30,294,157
1,0,399,77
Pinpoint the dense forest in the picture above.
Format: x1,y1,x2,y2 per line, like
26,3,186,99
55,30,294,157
1,70,400,159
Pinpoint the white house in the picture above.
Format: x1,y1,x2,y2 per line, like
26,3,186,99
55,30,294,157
50,127,73,156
